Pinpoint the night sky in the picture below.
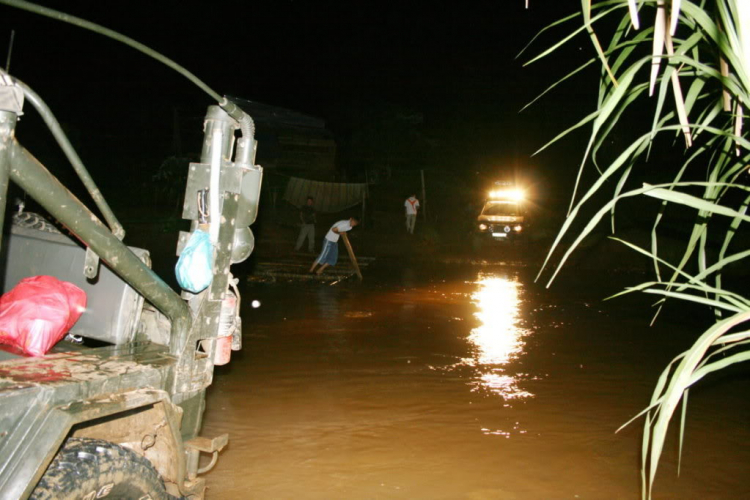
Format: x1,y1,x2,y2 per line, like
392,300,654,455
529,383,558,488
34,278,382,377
0,1,594,204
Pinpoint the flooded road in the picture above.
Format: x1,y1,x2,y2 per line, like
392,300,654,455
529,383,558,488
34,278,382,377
202,262,750,499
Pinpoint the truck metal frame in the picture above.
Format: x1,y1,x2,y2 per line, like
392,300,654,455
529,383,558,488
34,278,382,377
0,5,262,497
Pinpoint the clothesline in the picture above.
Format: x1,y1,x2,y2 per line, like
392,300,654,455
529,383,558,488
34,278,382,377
281,175,368,214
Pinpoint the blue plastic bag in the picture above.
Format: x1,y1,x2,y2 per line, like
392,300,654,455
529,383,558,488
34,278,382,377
175,229,214,293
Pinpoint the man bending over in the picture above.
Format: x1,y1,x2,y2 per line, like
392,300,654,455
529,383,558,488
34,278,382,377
309,216,360,275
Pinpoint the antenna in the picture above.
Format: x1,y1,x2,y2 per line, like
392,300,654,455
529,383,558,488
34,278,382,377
4,29,14,71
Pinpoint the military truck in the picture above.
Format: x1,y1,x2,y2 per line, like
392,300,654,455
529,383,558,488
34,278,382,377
0,3,261,498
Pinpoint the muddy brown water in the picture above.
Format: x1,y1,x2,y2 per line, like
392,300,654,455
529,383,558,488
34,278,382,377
202,262,750,499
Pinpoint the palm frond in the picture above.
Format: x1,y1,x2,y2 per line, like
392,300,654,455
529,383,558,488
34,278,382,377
527,2,750,497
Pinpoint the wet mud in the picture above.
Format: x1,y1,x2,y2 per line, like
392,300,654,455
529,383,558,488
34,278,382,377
202,261,750,499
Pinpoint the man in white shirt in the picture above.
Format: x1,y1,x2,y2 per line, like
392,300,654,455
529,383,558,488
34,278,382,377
309,217,360,275
404,194,420,234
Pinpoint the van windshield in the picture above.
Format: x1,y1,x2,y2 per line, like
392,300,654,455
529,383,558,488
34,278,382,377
481,202,519,216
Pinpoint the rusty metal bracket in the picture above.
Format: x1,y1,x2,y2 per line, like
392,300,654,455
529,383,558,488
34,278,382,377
84,247,100,279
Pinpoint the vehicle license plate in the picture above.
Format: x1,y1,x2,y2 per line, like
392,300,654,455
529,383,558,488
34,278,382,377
492,232,507,238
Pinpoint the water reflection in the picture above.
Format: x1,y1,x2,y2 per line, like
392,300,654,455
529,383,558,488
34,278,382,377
464,273,533,400
469,275,524,365
478,372,533,400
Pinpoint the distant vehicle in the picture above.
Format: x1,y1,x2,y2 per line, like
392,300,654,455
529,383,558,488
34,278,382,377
474,186,526,245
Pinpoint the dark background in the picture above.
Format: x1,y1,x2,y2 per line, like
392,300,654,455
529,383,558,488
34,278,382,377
0,1,594,207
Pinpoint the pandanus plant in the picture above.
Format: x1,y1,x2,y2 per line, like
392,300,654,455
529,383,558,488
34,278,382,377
526,1,750,498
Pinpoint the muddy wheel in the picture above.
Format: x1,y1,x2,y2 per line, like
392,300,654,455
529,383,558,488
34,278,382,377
31,437,174,500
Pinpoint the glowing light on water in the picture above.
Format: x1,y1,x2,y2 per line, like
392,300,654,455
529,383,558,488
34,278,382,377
477,372,533,399
466,274,533,401
470,275,524,365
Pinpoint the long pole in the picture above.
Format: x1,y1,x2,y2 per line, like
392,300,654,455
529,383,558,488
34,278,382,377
420,169,427,221
340,233,363,281
361,191,366,229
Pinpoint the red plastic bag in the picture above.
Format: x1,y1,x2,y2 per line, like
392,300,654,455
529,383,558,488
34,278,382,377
0,276,87,356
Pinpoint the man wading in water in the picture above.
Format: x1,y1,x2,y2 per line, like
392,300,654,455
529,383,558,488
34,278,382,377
309,217,359,275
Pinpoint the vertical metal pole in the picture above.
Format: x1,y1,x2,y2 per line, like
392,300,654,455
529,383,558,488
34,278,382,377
0,111,17,246
420,169,427,221
208,128,223,243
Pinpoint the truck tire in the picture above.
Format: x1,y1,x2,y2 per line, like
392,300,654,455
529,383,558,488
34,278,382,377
31,437,175,500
